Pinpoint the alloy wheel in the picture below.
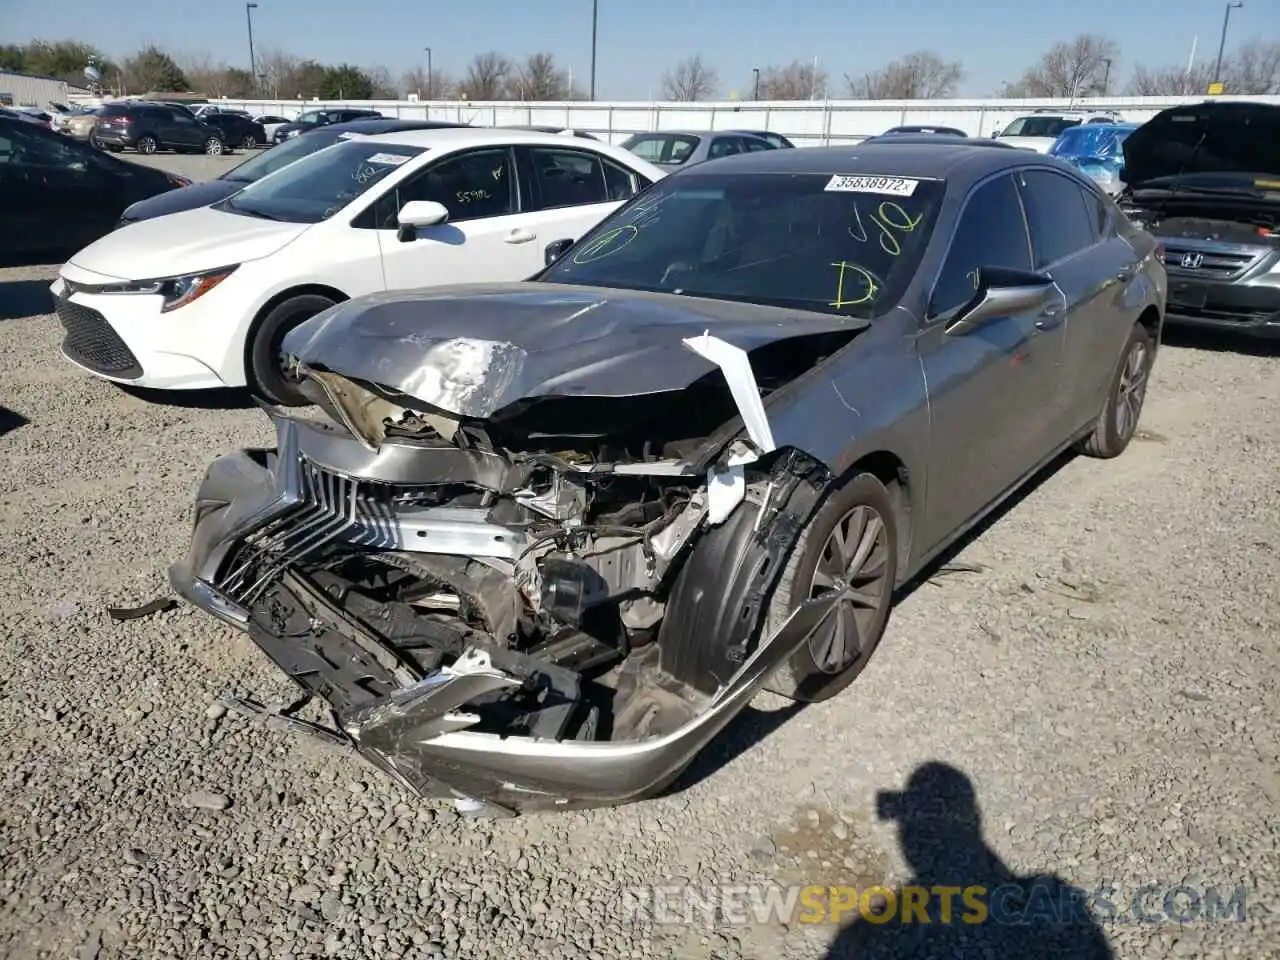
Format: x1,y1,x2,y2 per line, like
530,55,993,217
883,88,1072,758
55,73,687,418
806,504,892,673
241,135,256,149
137,137,156,154
1114,340,1149,442
205,138,223,156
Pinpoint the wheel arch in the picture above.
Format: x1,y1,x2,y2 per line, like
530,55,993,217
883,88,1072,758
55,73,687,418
1136,304,1161,349
241,283,349,380
845,450,914,585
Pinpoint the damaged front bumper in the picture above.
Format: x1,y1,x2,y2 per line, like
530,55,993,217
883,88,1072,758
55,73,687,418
170,408,838,814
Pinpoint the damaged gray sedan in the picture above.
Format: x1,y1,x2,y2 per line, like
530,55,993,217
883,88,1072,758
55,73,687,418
171,142,1166,815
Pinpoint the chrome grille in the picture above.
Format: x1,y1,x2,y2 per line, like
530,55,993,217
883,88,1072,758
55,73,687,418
1161,243,1263,280
216,458,398,604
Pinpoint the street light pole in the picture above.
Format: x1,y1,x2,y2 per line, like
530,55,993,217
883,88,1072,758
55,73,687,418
589,0,598,100
423,47,433,99
1101,58,1112,95
752,68,760,100
245,3,258,93
1213,1,1243,85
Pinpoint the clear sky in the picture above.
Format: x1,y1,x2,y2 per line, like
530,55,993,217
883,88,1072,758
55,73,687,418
2,0,1276,98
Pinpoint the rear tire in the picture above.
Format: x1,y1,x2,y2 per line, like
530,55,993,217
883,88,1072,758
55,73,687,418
1076,322,1154,459
135,135,158,155
246,294,336,406
240,133,257,149
764,472,899,703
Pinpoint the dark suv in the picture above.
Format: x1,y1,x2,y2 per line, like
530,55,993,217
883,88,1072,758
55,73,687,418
93,101,227,156
271,108,383,144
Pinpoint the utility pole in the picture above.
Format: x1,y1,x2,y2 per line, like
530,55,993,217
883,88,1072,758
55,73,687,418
246,3,259,93
752,67,760,100
589,0,598,100
423,47,433,99
1101,58,1112,96
1213,1,1242,85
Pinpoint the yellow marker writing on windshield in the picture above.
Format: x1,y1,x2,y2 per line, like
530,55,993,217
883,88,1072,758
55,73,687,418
830,261,879,309
571,224,639,264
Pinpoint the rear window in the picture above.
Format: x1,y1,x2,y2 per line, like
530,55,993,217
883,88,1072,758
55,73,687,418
1000,116,1083,138
99,104,132,117
622,134,700,164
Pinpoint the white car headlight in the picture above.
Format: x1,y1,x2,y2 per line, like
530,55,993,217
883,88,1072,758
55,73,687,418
94,266,238,313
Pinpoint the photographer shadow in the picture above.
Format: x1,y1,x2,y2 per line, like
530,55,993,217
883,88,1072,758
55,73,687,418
822,762,1113,960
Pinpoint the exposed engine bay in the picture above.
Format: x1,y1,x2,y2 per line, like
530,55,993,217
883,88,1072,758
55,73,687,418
171,292,869,811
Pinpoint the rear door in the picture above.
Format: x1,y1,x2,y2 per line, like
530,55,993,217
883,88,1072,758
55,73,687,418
368,145,541,290
1014,168,1119,442
517,144,650,252
164,108,207,148
917,172,1061,543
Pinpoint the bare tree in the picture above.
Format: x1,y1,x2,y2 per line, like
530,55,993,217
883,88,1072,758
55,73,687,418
506,52,570,100
1006,34,1120,98
847,50,963,99
460,51,512,100
1224,39,1280,94
363,65,397,98
1125,62,1213,96
660,55,718,101
401,66,454,99
758,59,829,100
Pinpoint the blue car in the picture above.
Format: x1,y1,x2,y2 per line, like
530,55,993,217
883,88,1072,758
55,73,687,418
1047,122,1138,194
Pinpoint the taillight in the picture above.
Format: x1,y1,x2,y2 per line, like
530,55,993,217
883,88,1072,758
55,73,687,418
1257,226,1276,239
168,175,192,188
1154,242,1165,261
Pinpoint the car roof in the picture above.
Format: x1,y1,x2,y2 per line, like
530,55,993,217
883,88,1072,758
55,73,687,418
349,127,644,150
324,117,469,134
682,140,1042,182
1057,121,1138,131
626,129,768,140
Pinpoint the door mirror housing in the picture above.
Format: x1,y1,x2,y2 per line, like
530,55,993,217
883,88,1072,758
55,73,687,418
396,200,449,242
544,238,574,265
1117,164,1128,183
944,266,1055,337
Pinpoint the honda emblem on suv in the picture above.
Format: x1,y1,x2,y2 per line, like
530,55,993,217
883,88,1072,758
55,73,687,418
1180,251,1204,269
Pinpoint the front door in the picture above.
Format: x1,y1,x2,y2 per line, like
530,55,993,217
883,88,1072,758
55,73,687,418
373,146,540,291
917,172,1066,548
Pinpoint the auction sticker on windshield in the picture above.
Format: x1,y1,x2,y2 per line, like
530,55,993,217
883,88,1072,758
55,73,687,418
825,174,919,196
365,152,412,165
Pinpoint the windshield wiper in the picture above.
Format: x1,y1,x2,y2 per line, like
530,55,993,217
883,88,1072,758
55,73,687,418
228,204,286,221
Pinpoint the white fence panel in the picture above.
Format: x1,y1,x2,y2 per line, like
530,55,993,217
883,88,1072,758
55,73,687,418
210,94,1280,146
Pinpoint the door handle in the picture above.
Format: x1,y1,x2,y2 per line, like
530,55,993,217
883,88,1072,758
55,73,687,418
504,229,536,244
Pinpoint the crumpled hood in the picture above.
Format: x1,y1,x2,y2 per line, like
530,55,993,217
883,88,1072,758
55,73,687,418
1122,100,1280,186
69,205,309,281
283,282,868,420
119,179,243,224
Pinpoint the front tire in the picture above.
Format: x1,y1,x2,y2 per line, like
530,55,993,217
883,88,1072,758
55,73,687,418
246,294,336,405
1076,322,1154,459
204,137,224,156
240,133,257,149
764,472,899,703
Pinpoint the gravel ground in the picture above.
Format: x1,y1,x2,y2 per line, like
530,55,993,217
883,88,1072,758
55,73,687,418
0,154,1278,959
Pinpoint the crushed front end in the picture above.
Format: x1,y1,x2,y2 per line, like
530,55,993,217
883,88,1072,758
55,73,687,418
169,309,855,813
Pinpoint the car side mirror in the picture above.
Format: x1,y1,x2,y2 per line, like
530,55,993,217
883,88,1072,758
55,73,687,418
1117,165,1128,183
545,238,574,265
944,267,1055,337
396,200,449,242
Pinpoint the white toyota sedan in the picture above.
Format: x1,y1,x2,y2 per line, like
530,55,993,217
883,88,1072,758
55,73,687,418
51,128,665,403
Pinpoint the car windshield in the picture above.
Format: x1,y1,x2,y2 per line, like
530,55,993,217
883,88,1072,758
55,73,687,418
1049,126,1132,160
539,171,945,319
219,127,348,183
215,140,427,223
1001,116,1083,138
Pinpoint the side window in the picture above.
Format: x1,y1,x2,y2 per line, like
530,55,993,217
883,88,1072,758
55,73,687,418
708,137,742,159
1017,169,1097,267
528,147,611,209
1081,188,1111,239
169,108,195,124
0,124,91,169
625,137,664,162
930,174,1033,317
601,158,642,201
394,148,516,223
